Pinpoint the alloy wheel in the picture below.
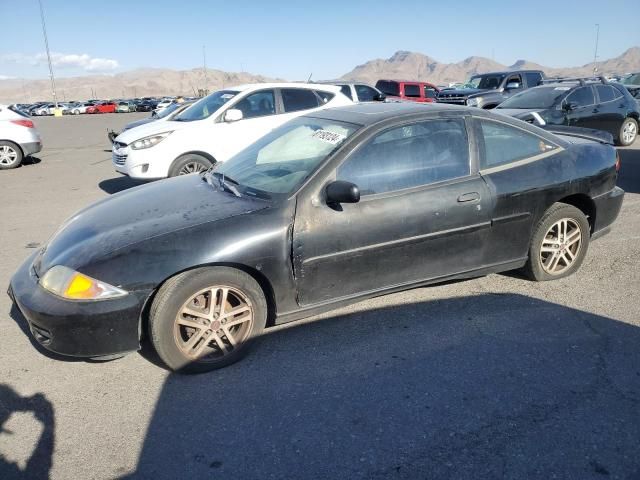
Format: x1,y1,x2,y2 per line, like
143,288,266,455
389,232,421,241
0,145,18,166
539,218,582,275
622,121,637,144
179,162,208,175
173,285,254,362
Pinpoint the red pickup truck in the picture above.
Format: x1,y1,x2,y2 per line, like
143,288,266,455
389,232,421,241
87,102,117,114
375,80,440,103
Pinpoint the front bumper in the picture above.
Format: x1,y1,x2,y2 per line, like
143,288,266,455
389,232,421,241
112,144,168,180
9,252,149,358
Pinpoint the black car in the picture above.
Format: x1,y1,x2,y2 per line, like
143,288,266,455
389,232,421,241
136,100,158,112
9,103,624,373
437,70,545,109
621,72,640,101
495,77,639,146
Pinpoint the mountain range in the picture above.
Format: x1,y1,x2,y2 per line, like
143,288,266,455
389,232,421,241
1,47,638,103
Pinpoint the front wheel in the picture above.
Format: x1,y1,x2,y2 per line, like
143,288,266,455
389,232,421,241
0,141,23,170
618,117,637,146
149,267,268,373
168,153,213,177
523,203,590,281
73,109,80,115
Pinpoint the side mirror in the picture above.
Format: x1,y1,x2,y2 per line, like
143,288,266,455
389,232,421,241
374,93,386,101
563,102,578,111
326,180,360,205
224,108,243,122
505,81,521,90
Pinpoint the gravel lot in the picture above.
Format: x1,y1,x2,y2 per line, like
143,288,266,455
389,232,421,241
1,113,639,480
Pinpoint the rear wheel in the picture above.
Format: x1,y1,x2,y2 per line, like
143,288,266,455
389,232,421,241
618,117,637,146
149,267,268,373
523,203,590,281
0,141,23,170
169,153,213,177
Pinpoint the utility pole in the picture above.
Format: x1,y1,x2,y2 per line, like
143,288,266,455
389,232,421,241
38,0,58,108
593,23,600,75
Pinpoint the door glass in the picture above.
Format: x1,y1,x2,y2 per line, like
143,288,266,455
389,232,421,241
404,84,421,97
281,89,320,112
339,85,353,100
480,120,557,169
338,119,470,195
524,72,542,87
595,85,616,103
355,85,377,101
233,90,275,119
566,87,595,107
424,87,438,99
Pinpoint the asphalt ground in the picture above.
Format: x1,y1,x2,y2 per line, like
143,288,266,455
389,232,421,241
0,112,639,480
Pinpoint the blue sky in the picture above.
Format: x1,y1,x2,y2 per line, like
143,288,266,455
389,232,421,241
1,0,638,80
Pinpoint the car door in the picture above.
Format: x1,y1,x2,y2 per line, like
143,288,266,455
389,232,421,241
292,116,492,305
594,84,627,135
503,74,524,100
564,86,597,129
402,83,423,102
210,89,278,161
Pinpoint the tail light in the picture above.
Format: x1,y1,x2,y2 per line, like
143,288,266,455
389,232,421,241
615,150,621,172
10,119,34,128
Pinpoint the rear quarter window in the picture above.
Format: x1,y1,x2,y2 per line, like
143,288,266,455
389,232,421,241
375,80,400,97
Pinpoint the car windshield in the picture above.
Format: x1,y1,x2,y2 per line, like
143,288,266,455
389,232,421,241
498,86,569,109
173,90,238,121
621,73,640,86
213,117,360,199
156,102,181,118
468,74,506,90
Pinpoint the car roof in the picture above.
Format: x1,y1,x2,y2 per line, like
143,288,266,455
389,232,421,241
304,102,473,126
231,82,342,93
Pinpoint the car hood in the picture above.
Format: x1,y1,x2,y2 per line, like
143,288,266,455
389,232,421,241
116,117,192,143
35,174,269,275
122,117,157,132
495,108,547,118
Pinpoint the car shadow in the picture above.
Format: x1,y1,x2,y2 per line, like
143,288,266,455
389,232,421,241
125,293,640,479
617,145,640,194
0,384,55,479
19,156,42,167
98,176,142,195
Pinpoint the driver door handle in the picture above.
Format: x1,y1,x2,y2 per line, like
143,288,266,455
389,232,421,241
458,192,480,203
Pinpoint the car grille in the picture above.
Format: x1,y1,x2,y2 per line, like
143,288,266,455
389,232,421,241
437,94,467,105
112,141,128,166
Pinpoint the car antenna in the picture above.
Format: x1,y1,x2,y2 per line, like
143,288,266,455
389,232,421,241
307,72,313,83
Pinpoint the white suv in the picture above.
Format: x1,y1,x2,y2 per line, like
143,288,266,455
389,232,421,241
0,105,42,170
112,83,352,180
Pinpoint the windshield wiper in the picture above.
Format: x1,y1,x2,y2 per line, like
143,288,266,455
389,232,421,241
210,171,241,197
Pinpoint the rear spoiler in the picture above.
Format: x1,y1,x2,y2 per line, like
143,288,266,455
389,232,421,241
541,125,614,145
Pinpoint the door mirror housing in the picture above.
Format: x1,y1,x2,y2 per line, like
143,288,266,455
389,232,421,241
373,93,386,102
326,181,360,205
224,108,243,122
563,101,579,111
505,81,521,90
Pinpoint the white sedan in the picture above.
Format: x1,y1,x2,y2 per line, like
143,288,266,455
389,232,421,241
0,105,43,169
113,83,352,180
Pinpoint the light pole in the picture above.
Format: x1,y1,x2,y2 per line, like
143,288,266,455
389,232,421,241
38,0,58,108
593,23,600,75
203,45,208,94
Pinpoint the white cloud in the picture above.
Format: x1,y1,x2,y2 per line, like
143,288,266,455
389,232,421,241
1,52,119,72
0,75,14,80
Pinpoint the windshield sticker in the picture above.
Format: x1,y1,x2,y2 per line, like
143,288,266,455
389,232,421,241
312,130,346,145
554,87,571,91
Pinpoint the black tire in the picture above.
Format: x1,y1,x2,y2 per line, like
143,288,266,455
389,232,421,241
522,202,590,281
73,109,80,115
168,153,213,177
0,141,24,170
149,267,267,373
617,117,638,146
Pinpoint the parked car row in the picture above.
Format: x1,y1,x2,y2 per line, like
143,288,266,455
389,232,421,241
12,96,197,116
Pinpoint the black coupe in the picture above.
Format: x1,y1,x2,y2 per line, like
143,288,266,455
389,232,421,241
9,103,624,373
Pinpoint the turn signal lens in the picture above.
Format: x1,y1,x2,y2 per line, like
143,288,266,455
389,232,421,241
40,265,127,300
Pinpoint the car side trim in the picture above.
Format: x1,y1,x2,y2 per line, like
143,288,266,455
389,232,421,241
301,220,492,266
480,148,564,175
491,211,532,225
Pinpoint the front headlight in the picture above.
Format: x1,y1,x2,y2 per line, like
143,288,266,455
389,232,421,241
40,265,128,300
466,97,480,107
130,131,172,150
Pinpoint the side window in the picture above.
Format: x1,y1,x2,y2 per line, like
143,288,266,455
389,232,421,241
337,119,470,196
524,72,542,87
354,85,377,101
480,120,557,169
505,74,523,88
424,87,438,99
281,88,320,112
233,90,275,119
315,90,335,103
565,87,595,107
595,85,618,103
403,84,421,98
339,85,353,100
